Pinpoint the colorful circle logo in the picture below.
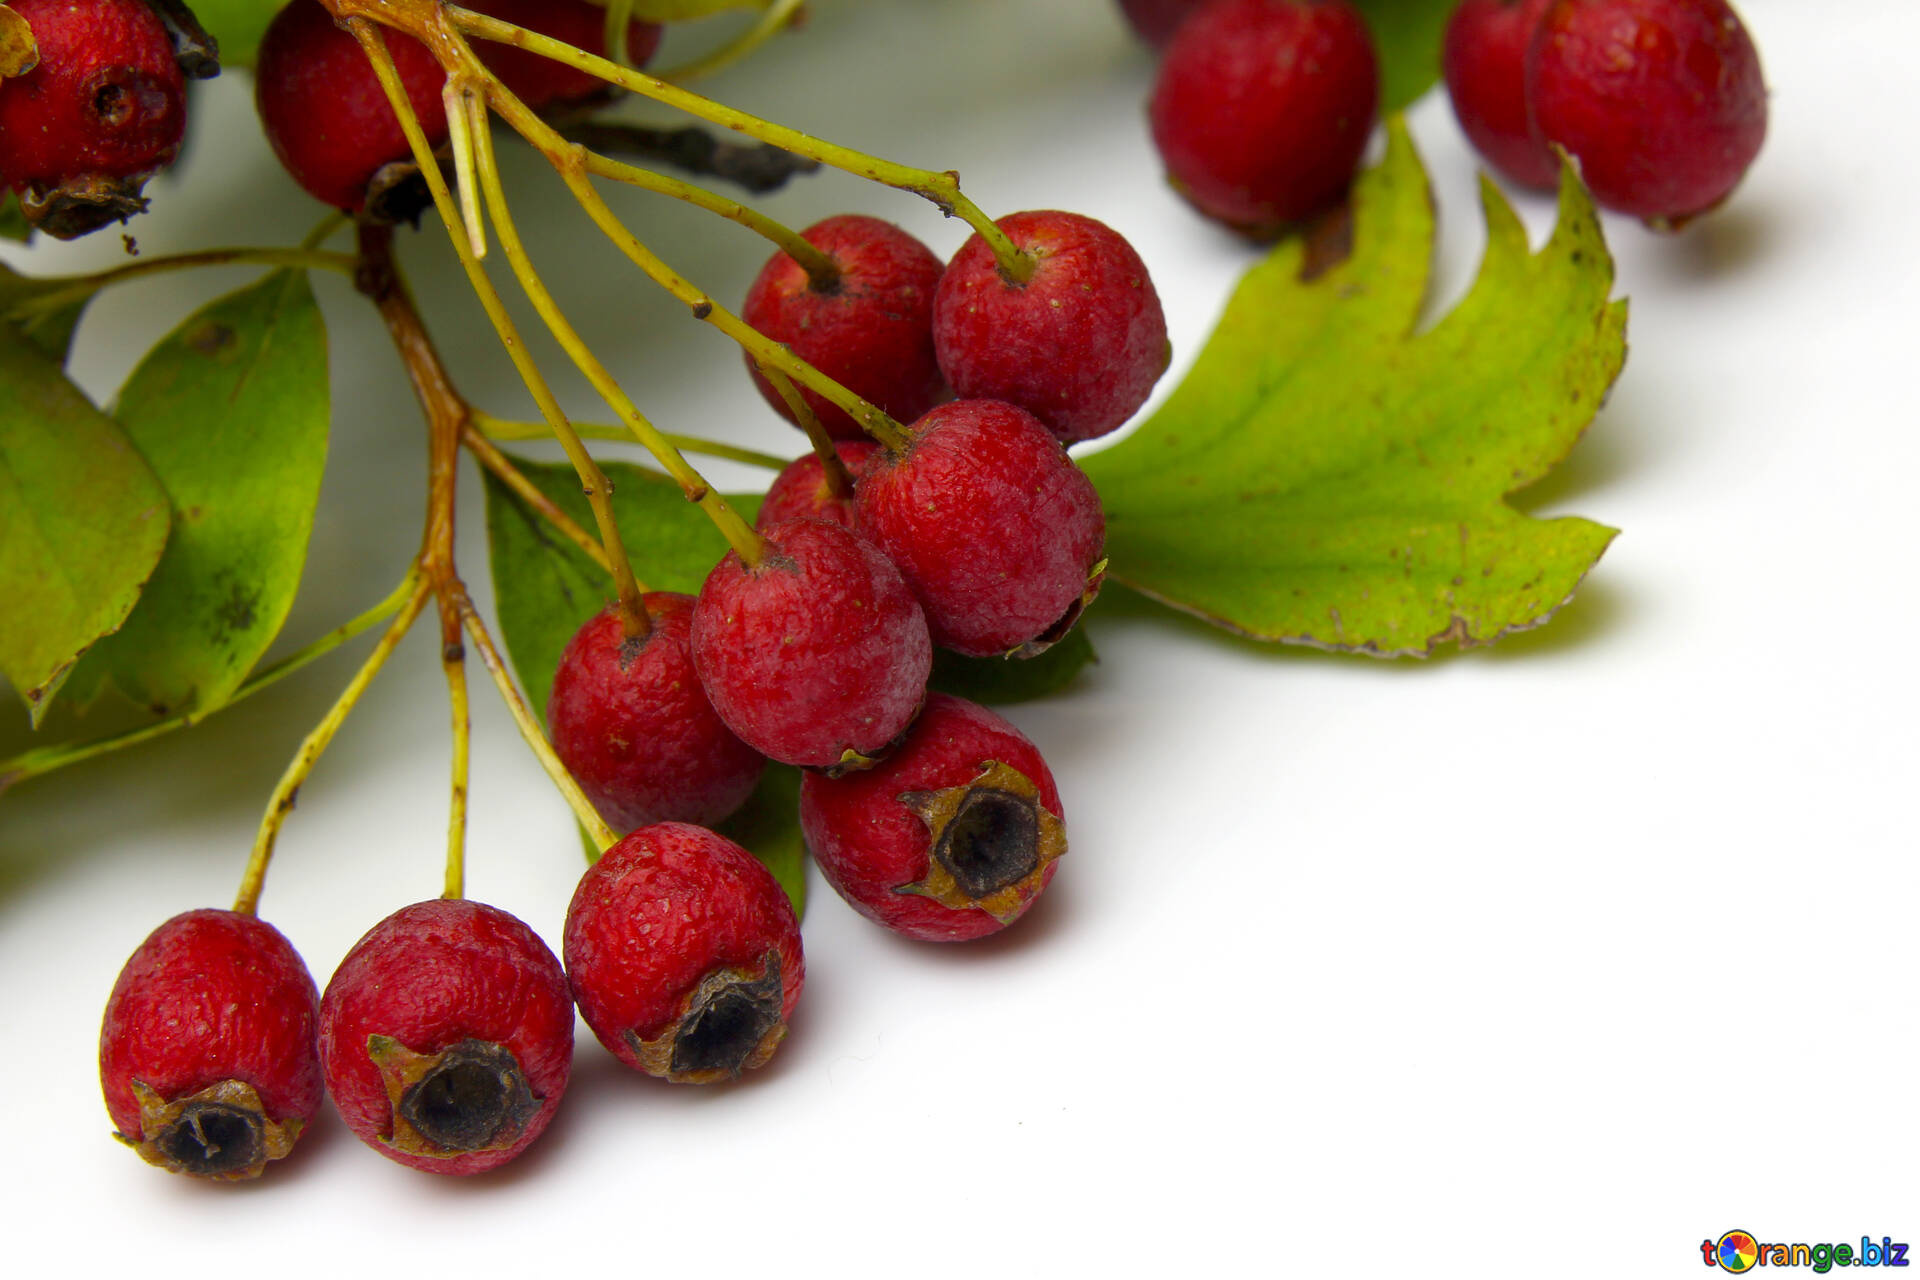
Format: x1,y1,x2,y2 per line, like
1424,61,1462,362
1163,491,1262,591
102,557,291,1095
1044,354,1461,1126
1717,1230,1760,1273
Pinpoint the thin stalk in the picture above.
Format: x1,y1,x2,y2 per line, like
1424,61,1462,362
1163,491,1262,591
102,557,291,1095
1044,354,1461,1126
440,600,471,899
0,576,417,797
654,0,805,83
462,425,618,577
3,247,359,320
234,580,431,915
443,75,489,260
471,411,788,471
760,362,853,499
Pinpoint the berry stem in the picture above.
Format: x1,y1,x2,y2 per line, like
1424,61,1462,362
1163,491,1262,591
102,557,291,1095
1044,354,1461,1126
441,609,471,900
760,362,855,499
461,425,619,579
440,3,1035,281
653,0,805,83
0,576,417,798
470,411,788,471
234,576,432,916
1,247,359,321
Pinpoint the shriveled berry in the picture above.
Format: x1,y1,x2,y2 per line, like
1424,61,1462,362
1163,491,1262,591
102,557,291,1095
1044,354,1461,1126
801,693,1066,942
1527,0,1766,226
548,593,765,834
1117,0,1209,48
691,518,931,771
754,441,879,533
855,400,1105,658
932,209,1168,444
99,908,321,1180
0,0,188,238
1443,0,1558,189
743,214,947,442
319,898,572,1176
468,0,661,110
1148,0,1380,235
565,822,804,1083
254,0,449,213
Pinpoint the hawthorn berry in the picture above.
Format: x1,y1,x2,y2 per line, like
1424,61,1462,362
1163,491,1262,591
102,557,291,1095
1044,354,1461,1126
548,593,766,834
1527,0,1766,226
1116,0,1209,48
99,909,321,1180
468,0,662,110
754,440,878,533
1148,0,1380,235
565,822,804,1083
254,0,449,214
691,518,931,771
1443,0,1558,190
855,400,1105,658
319,898,573,1176
0,0,188,238
742,214,948,442
932,209,1168,445
800,693,1066,942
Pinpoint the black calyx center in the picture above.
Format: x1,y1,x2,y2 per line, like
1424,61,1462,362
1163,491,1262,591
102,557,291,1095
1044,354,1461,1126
398,1039,537,1153
91,81,130,127
935,787,1040,899
157,1102,263,1177
671,967,783,1079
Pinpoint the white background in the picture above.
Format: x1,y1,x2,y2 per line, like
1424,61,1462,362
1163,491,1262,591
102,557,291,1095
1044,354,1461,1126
3,1,1914,1274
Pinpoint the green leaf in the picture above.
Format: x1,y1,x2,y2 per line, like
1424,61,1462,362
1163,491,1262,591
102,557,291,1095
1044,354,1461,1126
67,270,329,715
0,261,93,363
484,456,809,903
181,0,280,69
0,323,169,724
1352,0,1454,112
0,192,30,243
930,624,1095,706
1084,119,1624,656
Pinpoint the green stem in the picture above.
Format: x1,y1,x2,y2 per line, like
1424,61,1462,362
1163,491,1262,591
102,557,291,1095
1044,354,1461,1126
760,362,852,498
0,577,418,797
470,411,789,471
3,247,359,320
654,0,806,84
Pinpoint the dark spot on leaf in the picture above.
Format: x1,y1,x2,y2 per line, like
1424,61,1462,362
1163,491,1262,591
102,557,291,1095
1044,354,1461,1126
208,577,259,645
188,322,236,357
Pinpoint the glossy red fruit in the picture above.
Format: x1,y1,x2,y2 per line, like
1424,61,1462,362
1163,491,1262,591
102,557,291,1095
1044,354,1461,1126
565,822,804,1082
1117,0,1209,48
1527,0,1765,226
0,0,187,236
319,898,572,1176
742,214,947,442
856,400,1105,659
1443,0,1558,189
801,693,1066,942
548,594,766,835
691,518,931,771
932,210,1168,445
254,0,449,212
99,908,321,1180
467,0,662,109
754,441,879,533
1148,0,1379,235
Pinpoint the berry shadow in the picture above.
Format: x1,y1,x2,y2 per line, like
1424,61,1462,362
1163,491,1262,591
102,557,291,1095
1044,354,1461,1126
1634,199,1780,287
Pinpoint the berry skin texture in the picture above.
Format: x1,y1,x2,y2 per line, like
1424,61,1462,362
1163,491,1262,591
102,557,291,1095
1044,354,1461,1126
1117,0,1210,48
0,0,187,237
855,400,1106,659
467,0,662,109
565,823,804,1083
99,909,322,1180
800,693,1067,942
255,0,449,212
692,518,932,771
754,441,879,533
1148,0,1380,236
1526,0,1766,226
933,210,1169,445
1444,0,1559,190
319,898,573,1176
548,594,766,835
742,214,948,442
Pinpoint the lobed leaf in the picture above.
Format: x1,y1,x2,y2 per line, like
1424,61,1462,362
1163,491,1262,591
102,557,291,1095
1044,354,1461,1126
1083,119,1625,655
64,271,330,715
0,324,170,724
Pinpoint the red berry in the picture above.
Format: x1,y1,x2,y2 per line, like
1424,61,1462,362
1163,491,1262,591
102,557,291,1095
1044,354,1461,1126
319,898,572,1176
466,0,662,109
932,209,1168,445
1148,0,1380,235
855,400,1105,659
565,822,804,1082
800,693,1066,942
98,908,321,1180
742,214,948,442
548,594,766,835
1443,0,1558,189
1116,0,1209,48
1526,0,1766,226
754,441,879,533
254,0,449,212
0,0,187,236
691,518,931,771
